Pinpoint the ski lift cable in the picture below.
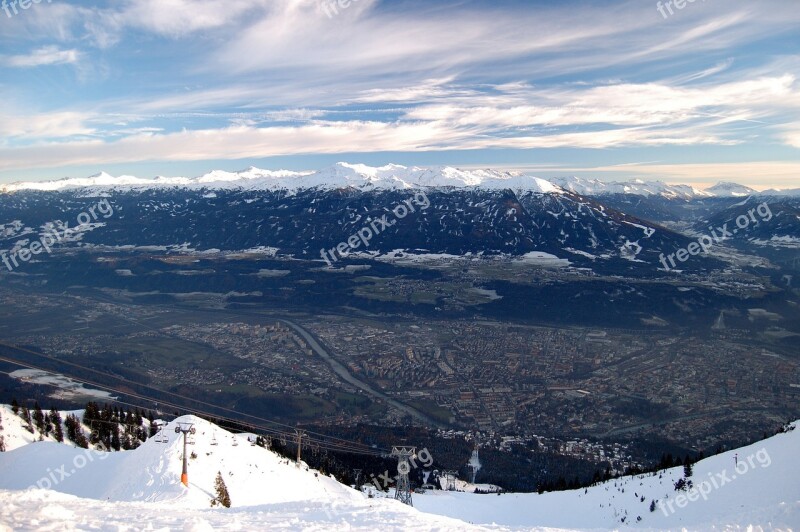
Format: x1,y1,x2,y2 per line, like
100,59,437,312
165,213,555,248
4,369,388,457
0,352,388,455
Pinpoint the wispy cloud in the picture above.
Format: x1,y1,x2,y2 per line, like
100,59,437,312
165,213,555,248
1,46,80,68
0,0,798,183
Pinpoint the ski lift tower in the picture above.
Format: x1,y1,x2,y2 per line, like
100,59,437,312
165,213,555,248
174,422,196,487
443,470,457,491
467,442,481,484
391,446,416,506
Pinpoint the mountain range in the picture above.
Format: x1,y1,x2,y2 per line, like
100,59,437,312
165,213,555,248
2,163,798,198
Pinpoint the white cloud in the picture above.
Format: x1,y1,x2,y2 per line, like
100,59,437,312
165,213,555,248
0,0,798,179
117,0,270,38
1,46,80,68
783,131,800,149
0,112,95,140
0,121,459,171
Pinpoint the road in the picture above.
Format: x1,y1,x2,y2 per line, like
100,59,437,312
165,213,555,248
276,318,447,428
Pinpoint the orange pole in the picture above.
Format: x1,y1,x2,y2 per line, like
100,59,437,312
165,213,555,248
181,430,189,487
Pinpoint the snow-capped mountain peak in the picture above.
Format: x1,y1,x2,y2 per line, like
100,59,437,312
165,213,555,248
550,176,713,199
705,181,758,197
0,164,792,198
0,163,565,194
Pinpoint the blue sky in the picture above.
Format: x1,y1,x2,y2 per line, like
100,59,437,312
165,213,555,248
0,0,798,188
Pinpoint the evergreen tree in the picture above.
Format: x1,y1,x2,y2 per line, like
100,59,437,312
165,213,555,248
684,461,693,478
64,414,89,449
111,425,121,451
21,406,34,434
10,399,19,415
50,409,64,443
211,472,232,508
32,402,45,435
148,412,157,438
44,413,54,437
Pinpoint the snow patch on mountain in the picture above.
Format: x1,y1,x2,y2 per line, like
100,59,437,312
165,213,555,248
704,181,759,197
0,163,561,195
3,164,795,199
550,176,712,199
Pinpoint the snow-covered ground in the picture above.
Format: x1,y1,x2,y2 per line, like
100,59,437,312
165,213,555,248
0,405,798,531
415,427,800,529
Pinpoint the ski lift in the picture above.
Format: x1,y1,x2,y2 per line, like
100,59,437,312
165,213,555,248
152,422,169,444
156,429,169,444
210,434,218,446
249,437,256,447
232,436,239,447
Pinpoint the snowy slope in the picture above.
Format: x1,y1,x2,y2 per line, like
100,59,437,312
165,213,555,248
0,413,489,531
415,422,800,530
0,488,493,532
705,181,759,198
0,415,358,508
0,410,797,530
0,405,79,452
550,176,712,199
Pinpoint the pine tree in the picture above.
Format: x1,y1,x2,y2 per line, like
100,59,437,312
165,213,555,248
684,461,693,478
21,406,34,434
111,425,121,451
148,412,157,438
44,413,53,437
211,472,232,508
50,409,64,443
32,402,45,435
10,399,19,415
64,414,89,449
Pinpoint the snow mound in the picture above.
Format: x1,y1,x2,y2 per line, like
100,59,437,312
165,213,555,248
0,415,357,509
415,421,800,529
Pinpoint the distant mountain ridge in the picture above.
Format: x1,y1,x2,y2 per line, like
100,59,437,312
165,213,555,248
1,163,795,198
0,163,560,195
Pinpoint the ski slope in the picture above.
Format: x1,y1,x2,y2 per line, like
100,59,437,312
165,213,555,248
416,423,800,529
0,406,798,530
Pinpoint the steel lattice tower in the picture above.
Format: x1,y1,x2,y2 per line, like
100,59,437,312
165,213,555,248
391,446,416,506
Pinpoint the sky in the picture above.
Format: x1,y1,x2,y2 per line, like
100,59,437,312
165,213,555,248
0,0,798,188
